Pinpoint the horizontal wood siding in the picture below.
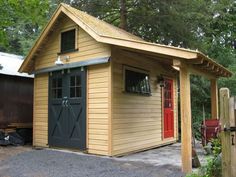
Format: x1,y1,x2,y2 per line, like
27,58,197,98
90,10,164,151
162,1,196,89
111,49,178,155
35,15,110,70
33,73,49,147
32,14,111,153
87,64,109,155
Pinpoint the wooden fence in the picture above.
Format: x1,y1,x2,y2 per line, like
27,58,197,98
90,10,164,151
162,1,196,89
220,88,236,177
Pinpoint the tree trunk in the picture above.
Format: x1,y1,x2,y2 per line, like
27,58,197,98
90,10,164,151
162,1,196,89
119,0,128,30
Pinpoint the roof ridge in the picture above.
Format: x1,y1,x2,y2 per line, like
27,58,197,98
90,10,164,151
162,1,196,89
61,4,202,54
19,3,232,77
62,3,145,41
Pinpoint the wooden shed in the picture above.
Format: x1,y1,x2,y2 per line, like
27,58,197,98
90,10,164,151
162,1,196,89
19,3,231,172
0,52,33,129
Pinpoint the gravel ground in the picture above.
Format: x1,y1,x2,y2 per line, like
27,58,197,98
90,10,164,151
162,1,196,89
0,146,32,161
0,147,184,177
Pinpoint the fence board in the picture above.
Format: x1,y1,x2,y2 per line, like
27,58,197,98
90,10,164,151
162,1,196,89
229,97,236,177
220,88,231,177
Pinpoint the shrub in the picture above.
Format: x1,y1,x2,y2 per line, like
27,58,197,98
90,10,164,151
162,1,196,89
187,138,222,177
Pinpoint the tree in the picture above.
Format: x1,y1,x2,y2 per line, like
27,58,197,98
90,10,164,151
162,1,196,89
119,0,128,30
1,0,235,139
0,0,50,55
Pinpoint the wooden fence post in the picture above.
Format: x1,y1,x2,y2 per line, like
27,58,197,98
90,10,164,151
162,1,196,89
220,88,231,177
229,97,236,177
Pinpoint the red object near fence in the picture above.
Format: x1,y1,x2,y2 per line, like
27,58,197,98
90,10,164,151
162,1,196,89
201,119,221,146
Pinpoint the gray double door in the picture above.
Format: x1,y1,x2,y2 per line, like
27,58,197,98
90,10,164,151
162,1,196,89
48,68,86,150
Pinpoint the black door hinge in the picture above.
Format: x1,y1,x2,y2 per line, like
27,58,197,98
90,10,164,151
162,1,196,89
224,126,236,132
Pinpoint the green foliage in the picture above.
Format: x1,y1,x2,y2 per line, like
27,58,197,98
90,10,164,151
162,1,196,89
0,1,235,134
186,173,201,177
191,76,211,139
219,65,236,95
200,139,222,177
188,138,222,177
0,0,50,55
211,138,222,156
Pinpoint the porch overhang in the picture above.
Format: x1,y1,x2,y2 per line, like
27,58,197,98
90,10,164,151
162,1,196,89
164,52,232,79
114,46,232,79
114,46,231,174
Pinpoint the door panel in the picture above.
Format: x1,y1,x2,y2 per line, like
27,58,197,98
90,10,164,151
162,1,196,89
163,79,174,138
48,68,86,150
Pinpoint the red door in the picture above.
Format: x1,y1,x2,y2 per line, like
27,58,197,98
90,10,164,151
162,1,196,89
164,79,174,138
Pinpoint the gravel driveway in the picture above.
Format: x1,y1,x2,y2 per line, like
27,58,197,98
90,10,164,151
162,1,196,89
0,146,184,177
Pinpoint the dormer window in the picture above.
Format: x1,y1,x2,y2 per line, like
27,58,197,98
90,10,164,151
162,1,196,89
60,29,77,53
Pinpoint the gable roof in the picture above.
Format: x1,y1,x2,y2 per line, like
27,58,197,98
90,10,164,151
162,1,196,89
64,4,144,42
0,52,33,78
19,3,232,77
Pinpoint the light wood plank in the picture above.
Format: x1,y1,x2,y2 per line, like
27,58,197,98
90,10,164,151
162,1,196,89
220,88,231,177
87,64,110,155
179,65,192,173
33,74,49,147
111,48,178,156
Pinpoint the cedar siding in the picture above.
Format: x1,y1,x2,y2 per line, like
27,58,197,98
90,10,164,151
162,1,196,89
32,15,111,154
35,15,110,70
111,47,178,155
31,14,179,155
33,73,49,147
87,64,110,155
19,5,232,172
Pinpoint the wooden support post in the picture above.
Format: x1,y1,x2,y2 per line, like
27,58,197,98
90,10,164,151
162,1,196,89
220,88,231,177
211,79,218,119
179,66,192,173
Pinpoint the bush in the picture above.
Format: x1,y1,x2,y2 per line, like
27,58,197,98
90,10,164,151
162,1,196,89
186,173,201,177
187,138,222,177
201,138,222,177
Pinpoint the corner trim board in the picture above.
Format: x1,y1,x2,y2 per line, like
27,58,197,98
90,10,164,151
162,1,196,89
32,56,110,74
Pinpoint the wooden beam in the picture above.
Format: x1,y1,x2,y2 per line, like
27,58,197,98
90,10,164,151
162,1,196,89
215,67,220,72
179,65,192,173
185,58,204,64
201,62,210,68
173,59,216,79
210,79,218,119
189,66,216,79
220,88,231,177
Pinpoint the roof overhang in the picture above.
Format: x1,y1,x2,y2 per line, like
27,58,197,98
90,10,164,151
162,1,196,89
19,3,232,78
32,57,110,74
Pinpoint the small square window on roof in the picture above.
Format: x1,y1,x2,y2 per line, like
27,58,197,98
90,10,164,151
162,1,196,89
60,29,76,53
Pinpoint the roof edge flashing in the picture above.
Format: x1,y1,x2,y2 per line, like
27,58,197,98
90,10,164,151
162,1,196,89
32,56,110,75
